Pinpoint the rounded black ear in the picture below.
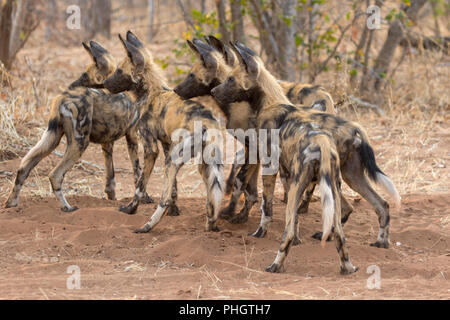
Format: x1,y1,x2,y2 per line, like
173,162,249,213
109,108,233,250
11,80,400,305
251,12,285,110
206,35,224,53
222,45,236,66
235,41,257,57
90,41,109,55
231,42,259,78
82,42,93,58
192,39,217,71
121,38,145,72
126,30,144,48
89,41,109,71
187,40,200,56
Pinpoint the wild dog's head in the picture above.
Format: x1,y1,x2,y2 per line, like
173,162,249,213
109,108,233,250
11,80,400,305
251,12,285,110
174,37,231,99
104,31,167,95
69,41,116,90
211,41,289,109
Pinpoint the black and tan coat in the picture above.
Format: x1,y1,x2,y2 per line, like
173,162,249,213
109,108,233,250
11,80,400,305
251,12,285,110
174,37,337,226
5,41,152,212
211,42,401,254
103,31,224,233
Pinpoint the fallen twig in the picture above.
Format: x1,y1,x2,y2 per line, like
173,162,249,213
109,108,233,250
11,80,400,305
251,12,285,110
348,95,385,116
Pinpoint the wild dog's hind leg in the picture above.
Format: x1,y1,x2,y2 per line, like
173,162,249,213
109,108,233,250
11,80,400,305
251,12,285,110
161,142,180,217
134,161,183,233
5,125,63,208
120,137,159,215
102,142,116,200
126,131,154,204
312,194,354,241
342,152,390,248
250,173,277,239
49,134,90,212
266,164,314,273
219,163,259,220
297,183,316,214
228,164,259,224
225,149,244,195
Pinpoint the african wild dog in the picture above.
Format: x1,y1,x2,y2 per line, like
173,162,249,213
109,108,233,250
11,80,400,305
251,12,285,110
211,47,357,275
210,41,401,250
103,31,224,233
4,41,153,212
174,37,337,228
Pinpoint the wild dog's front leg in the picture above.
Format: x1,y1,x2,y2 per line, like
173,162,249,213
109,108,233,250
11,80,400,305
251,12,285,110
219,163,259,220
228,164,260,224
134,161,182,233
126,131,154,204
250,173,277,238
102,142,116,200
119,138,159,215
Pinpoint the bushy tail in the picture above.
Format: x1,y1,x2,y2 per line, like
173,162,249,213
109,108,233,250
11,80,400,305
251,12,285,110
315,135,336,246
355,125,401,207
203,129,225,212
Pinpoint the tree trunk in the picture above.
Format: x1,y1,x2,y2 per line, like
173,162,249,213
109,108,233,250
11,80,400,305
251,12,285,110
86,0,112,40
0,0,14,69
230,0,244,43
373,0,428,90
280,0,297,81
216,0,230,44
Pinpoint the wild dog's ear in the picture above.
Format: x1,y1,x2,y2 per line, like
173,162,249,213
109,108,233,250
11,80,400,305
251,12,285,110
187,40,200,56
119,34,145,73
205,35,224,53
82,42,94,60
231,41,259,79
89,41,110,73
192,39,218,74
205,35,235,66
222,45,236,66
126,30,144,48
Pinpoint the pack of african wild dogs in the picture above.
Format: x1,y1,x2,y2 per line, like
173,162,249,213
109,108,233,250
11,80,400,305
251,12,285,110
5,31,402,275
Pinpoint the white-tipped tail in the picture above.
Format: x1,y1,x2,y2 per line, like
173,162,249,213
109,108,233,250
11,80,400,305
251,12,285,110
376,172,401,207
319,177,335,246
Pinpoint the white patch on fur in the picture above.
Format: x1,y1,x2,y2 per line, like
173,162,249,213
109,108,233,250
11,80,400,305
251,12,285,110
376,172,401,207
303,147,321,164
148,205,167,229
20,130,55,167
319,177,334,244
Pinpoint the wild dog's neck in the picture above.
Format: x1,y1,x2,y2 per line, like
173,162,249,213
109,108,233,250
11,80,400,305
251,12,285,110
255,68,291,112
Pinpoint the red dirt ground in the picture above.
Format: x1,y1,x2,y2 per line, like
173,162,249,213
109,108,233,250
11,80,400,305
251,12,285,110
0,129,449,299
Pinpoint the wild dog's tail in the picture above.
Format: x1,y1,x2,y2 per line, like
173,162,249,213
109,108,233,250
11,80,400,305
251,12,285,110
354,124,401,207
203,129,225,224
315,135,338,246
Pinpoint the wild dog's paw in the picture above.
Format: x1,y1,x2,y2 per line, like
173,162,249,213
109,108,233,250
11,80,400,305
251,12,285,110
219,206,235,220
265,263,284,273
370,241,389,249
292,236,302,246
228,210,249,224
134,224,152,234
167,205,180,217
4,198,18,208
61,206,79,213
340,265,359,275
140,193,155,204
119,204,138,215
249,226,267,238
311,232,332,242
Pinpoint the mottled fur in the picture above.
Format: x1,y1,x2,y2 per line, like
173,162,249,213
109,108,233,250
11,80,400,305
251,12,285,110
174,38,337,226
212,42,401,253
5,41,152,212
104,31,224,233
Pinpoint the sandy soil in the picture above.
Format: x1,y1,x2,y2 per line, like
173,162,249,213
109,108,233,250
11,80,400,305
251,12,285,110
0,130,448,300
